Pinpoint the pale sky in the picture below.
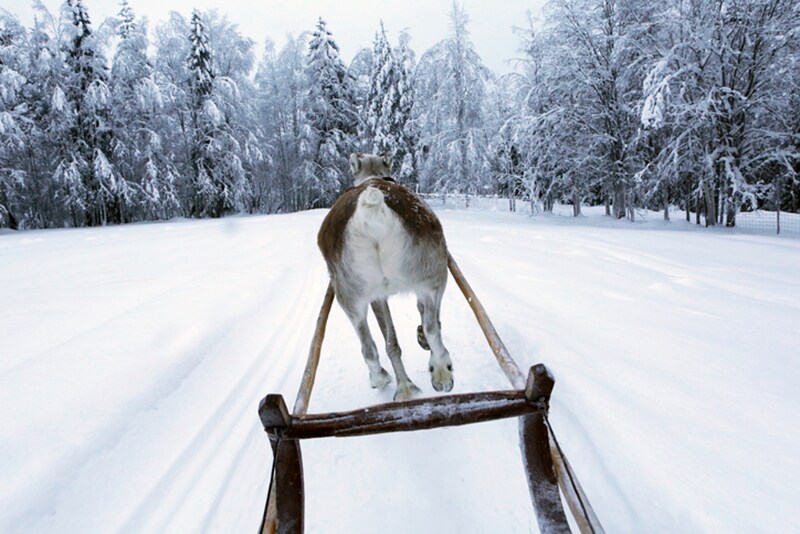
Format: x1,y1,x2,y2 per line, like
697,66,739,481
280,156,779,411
6,0,546,73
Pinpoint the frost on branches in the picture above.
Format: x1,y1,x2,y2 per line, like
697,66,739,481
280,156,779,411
0,1,797,229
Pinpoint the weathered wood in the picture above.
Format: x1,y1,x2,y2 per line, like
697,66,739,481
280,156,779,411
527,367,605,534
264,284,333,534
447,254,526,389
525,364,555,405
259,395,304,534
273,439,304,534
293,283,335,416
549,436,605,534
448,254,604,532
260,394,292,433
520,416,570,533
520,366,570,533
279,390,539,440
258,256,606,534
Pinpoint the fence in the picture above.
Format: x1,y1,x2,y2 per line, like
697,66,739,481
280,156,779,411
418,193,800,236
733,210,800,236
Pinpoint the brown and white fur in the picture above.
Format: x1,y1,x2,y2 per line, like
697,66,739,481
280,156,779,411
317,151,453,401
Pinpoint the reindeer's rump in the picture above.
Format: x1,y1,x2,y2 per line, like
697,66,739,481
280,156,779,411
317,178,445,265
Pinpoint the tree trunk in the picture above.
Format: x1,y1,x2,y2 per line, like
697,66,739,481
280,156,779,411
685,183,690,223
775,179,782,235
612,183,626,219
725,181,737,227
572,190,581,217
703,180,716,227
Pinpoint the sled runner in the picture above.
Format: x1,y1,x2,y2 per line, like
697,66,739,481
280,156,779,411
257,254,604,534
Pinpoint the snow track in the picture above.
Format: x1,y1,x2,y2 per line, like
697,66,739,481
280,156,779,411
1,208,798,533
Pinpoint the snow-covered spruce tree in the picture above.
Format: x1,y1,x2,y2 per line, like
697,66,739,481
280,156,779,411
184,9,252,218
414,2,490,199
359,22,418,186
363,21,396,152
62,0,118,226
0,12,30,229
186,9,218,217
301,18,358,206
393,30,418,186
109,0,176,222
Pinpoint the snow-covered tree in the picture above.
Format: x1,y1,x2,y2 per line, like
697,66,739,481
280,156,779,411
636,0,800,226
0,12,28,229
393,30,418,185
363,21,396,151
62,0,116,225
302,18,358,206
181,10,251,218
254,33,308,211
108,1,174,222
415,3,490,198
357,23,418,185
185,9,218,216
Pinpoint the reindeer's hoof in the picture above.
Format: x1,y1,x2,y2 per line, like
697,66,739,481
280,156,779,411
394,382,422,402
370,368,392,389
416,325,430,351
430,365,454,392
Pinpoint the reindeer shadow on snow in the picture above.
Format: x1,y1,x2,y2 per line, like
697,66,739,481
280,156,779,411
317,151,454,401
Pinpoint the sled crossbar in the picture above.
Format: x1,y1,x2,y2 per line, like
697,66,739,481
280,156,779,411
262,377,544,441
258,254,604,534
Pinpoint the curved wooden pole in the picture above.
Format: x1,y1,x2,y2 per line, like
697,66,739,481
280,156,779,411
447,253,603,534
263,283,334,534
447,253,526,388
293,282,335,416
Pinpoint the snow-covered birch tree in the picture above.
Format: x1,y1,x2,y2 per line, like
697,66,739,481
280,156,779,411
415,2,490,197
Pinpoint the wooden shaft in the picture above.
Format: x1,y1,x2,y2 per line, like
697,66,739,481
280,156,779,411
275,390,539,440
292,283,335,416
549,436,604,534
447,255,605,533
259,395,304,534
447,253,526,389
265,283,333,533
519,366,570,533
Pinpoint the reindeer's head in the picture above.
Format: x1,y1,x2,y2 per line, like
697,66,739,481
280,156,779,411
349,151,392,186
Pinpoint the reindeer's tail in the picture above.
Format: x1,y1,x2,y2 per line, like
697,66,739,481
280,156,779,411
358,186,385,210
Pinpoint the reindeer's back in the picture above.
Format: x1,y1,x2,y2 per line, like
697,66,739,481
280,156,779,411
318,179,445,265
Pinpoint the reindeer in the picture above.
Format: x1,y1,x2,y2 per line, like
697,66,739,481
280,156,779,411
317,151,453,401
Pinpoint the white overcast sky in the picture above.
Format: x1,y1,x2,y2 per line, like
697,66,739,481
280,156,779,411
7,0,546,73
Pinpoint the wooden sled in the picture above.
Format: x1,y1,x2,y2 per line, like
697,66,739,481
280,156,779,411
257,254,605,534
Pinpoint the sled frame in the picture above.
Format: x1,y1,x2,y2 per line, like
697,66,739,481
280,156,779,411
258,254,604,534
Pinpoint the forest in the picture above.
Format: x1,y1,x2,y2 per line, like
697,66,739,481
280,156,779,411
0,0,798,229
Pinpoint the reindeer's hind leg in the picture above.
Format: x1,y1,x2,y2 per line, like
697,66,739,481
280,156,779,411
416,299,430,351
372,299,421,401
419,289,454,392
340,297,391,389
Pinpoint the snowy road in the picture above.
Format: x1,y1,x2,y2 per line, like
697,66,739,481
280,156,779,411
1,207,798,533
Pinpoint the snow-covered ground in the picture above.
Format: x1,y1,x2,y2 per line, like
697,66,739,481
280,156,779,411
1,204,798,533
